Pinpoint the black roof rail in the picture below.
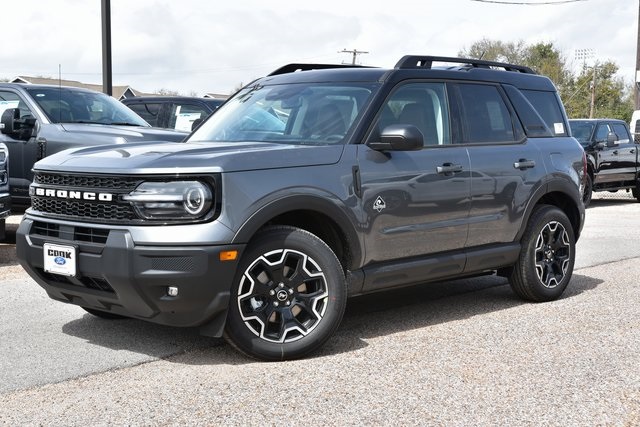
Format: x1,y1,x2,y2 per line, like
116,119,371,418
395,55,536,74
268,63,368,76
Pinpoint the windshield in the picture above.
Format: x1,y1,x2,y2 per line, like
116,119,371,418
569,120,595,145
26,87,149,126
189,82,376,145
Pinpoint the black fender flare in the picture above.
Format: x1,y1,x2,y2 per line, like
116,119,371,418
515,176,584,242
231,194,364,268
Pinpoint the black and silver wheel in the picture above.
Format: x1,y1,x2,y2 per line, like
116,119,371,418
509,205,575,302
582,174,593,207
224,226,347,361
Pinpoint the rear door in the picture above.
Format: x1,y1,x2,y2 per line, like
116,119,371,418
451,82,547,247
609,121,637,184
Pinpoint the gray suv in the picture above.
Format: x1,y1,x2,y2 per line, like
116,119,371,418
0,83,188,210
16,56,586,360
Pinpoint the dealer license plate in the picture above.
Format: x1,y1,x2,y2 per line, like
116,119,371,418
43,243,77,277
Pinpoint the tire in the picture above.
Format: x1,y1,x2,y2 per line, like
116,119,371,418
582,174,592,207
633,185,640,202
509,205,575,302
224,226,347,361
82,307,127,319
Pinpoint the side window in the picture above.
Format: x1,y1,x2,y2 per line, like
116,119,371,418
594,124,609,142
455,84,518,143
521,89,568,136
169,103,209,132
611,123,631,143
369,82,450,145
0,90,33,119
127,103,161,127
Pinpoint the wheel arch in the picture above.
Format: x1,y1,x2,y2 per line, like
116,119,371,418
232,195,362,271
517,179,584,242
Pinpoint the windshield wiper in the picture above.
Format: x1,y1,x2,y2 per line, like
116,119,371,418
110,122,142,126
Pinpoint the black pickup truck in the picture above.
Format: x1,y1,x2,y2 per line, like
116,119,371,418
568,119,639,206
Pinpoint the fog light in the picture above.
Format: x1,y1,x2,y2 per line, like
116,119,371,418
167,286,179,297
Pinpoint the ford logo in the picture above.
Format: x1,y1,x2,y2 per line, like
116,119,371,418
54,256,66,266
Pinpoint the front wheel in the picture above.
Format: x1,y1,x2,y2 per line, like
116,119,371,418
632,185,640,202
224,226,347,361
509,205,575,302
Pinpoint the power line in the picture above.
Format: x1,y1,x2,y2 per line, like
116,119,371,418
471,0,587,5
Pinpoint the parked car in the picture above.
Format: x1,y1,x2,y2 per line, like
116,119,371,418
0,83,188,210
568,118,639,206
0,143,9,241
17,56,585,361
122,96,224,132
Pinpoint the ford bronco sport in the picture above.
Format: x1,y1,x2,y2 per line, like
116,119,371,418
16,56,586,360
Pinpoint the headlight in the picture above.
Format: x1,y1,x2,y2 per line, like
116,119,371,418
123,180,213,220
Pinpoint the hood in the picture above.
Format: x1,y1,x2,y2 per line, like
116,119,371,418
34,141,345,174
59,123,188,143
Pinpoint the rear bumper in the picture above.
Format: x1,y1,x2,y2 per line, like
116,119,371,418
16,217,244,333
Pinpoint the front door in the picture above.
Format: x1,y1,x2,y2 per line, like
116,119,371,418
358,82,471,267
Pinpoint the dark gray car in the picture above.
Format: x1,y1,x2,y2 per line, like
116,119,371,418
16,56,586,360
0,83,188,210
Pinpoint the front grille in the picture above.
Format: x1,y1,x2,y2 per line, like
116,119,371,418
32,221,60,238
34,173,139,190
74,226,110,244
31,198,136,222
31,172,141,223
37,268,115,293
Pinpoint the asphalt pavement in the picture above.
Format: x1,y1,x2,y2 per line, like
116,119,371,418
0,195,639,425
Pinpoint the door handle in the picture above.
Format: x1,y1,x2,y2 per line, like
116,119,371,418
436,163,463,174
513,159,536,170
612,150,619,155
630,149,635,154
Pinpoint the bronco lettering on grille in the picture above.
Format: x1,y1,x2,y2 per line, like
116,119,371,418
33,187,114,202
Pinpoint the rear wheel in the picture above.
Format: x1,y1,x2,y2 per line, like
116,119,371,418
509,205,575,302
224,226,347,361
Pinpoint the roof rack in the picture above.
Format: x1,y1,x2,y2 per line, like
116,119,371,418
395,55,536,74
268,63,367,76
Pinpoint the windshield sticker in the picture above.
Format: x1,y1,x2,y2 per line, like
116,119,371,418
554,122,564,134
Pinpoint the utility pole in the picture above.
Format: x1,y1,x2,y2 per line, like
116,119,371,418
576,48,596,118
339,48,369,65
589,63,597,119
101,0,113,96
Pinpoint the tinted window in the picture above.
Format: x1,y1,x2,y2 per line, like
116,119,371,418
595,124,609,141
611,123,631,143
568,121,595,145
521,90,567,136
369,82,450,145
127,103,162,127
456,84,516,143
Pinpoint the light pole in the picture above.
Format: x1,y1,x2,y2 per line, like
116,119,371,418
575,48,596,118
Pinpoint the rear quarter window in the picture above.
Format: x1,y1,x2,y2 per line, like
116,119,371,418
521,90,567,136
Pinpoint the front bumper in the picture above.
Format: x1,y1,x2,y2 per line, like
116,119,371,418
16,217,244,333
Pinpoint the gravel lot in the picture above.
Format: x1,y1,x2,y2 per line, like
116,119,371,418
0,197,639,426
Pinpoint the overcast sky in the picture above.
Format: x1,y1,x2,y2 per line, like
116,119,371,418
2,0,636,96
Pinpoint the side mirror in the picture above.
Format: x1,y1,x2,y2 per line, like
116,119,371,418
0,108,20,134
367,124,424,152
0,108,36,140
606,132,618,147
